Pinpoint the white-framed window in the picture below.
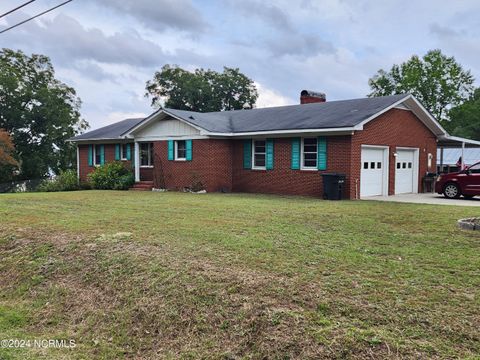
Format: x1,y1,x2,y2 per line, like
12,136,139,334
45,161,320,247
121,144,128,160
94,144,102,166
301,137,318,170
175,140,187,161
140,142,153,167
252,139,266,169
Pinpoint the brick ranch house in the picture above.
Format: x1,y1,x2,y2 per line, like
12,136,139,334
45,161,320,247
69,91,460,199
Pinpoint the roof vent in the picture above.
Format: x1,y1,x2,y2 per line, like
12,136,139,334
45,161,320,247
300,90,326,104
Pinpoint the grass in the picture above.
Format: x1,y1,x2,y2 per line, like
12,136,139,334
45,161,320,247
0,190,479,359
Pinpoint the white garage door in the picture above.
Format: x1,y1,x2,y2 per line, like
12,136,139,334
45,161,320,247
361,147,387,197
395,149,417,194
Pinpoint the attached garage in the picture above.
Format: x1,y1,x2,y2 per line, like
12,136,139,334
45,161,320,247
395,148,419,194
360,146,389,197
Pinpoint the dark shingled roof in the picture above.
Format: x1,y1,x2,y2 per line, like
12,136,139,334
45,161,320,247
165,94,409,133
70,94,410,140
70,118,144,141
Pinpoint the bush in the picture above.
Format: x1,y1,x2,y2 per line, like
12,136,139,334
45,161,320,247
87,162,134,190
37,170,79,192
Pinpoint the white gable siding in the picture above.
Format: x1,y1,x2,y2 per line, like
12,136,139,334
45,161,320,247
134,118,201,140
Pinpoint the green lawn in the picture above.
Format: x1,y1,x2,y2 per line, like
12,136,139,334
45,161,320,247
0,191,479,359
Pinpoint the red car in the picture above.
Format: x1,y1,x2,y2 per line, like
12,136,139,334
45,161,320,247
436,161,480,199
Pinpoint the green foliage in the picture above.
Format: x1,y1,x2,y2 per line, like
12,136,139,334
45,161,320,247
87,162,134,190
444,88,480,140
37,169,79,192
368,49,475,121
0,49,88,182
145,64,259,112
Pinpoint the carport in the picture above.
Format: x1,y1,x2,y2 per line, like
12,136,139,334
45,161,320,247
437,135,480,172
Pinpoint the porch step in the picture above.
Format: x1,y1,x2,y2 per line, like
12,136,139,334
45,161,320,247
129,181,154,191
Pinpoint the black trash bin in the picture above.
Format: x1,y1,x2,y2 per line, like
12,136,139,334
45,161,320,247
322,173,346,200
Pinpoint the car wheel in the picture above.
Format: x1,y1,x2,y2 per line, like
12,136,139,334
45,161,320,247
444,183,461,199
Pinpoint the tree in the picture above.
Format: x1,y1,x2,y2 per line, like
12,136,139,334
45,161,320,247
368,49,475,121
145,65,258,112
0,49,88,180
443,88,480,141
0,129,18,183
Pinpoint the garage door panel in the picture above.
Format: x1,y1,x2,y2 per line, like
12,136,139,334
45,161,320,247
361,147,387,197
395,149,417,194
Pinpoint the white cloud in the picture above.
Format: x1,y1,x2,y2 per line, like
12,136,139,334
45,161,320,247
255,82,295,108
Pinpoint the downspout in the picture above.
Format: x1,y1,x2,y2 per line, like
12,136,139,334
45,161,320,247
134,142,140,182
440,147,444,173
76,144,80,183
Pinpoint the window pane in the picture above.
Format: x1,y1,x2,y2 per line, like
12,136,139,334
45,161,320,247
408,162,412,168
469,163,480,173
121,144,128,159
140,143,149,166
253,140,266,168
364,162,368,169
254,154,265,167
377,162,382,169
402,162,406,169
303,138,318,168
370,162,375,169
176,140,186,159
304,145,317,153
397,163,401,169
95,145,101,164
254,140,265,153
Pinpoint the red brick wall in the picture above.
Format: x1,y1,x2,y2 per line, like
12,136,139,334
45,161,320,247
78,143,133,182
350,108,437,197
152,139,233,192
232,136,352,198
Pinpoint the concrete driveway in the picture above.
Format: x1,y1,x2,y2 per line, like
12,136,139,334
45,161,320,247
362,193,480,207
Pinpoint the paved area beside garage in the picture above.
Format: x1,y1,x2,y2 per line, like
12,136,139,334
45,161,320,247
362,193,480,207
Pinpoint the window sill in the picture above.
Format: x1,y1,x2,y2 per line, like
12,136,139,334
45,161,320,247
174,158,187,162
300,167,319,171
252,167,267,171
140,165,154,168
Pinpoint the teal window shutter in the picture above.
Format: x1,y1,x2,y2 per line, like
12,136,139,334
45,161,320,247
243,139,252,169
88,145,93,166
186,140,192,161
168,140,174,160
291,138,300,169
317,137,327,170
126,144,131,161
115,144,120,160
266,139,274,170
100,145,105,165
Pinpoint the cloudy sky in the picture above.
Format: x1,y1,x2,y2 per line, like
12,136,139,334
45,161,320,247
1,0,479,131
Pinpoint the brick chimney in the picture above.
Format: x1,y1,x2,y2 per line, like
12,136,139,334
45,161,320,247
300,90,326,104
